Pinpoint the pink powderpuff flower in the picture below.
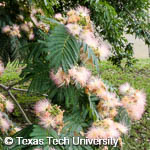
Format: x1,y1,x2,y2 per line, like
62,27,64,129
10,24,21,38
86,76,106,92
121,90,146,120
66,23,82,36
2,25,11,33
17,15,24,21
0,2,5,7
102,92,122,107
107,126,120,138
69,66,91,87
20,24,30,33
96,127,112,139
115,122,128,134
80,29,100,50
100,119,121,138
119,82,131,95
97,92,122,118
94,88,107,99
86,127,103,139
5,100,14,113
84,36,99,50
55,111,64,125
29,32,35,40
31,16,38,25
80,30,94,41
31,8,37,15
98,44,111,60
102,118,115,126
67,9,76,16
0,118,10,132
87,119,122,139
50,69,64,87
54,13,63,20
12,24,20,32
128,101,145,120
28,22,33,28
39,116,56,129
135,90,146,106
68,66,77,76
40,111,51,118
121,96,131,108
76,6,90,17
128,106,144,120
50,68,70,87
34,99,50,114
43,24,50,32
97,101,119,118
101,118,120,138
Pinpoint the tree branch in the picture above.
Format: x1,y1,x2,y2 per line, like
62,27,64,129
11,87,48,97
7,80,22,90
0,84,32,125
8,90,32,125
3,80,48,96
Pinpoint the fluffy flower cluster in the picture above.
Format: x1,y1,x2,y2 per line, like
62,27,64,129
50,66,146,145
34,99,64,132
50,68,70,87
0,93,21,134
69,66,91,87
50,66,122,119
119,83,146,120
0,112,10,133
2,22,35,40
97,92,122,118
0,2,5,7
86,76,107,97
0,63,17,134
50,66,105,90
50,66,91,88
2,24,21,38
86,118,128,139
31,7,50,33
0,93,14,113
2,7,50,40
86,78,123,119
54,6,111,60
50,66,146,121
0,112,21,134
20,21,35,40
